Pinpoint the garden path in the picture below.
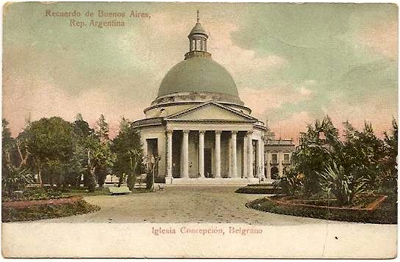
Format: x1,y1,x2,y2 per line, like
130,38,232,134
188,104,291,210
41,186,336,224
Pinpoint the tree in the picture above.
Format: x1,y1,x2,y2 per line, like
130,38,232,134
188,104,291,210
291,116,392,205
340,121,385,189
112,119,144,190
2,165,34,195
2,119,14,169
94,115,113,188
25,117,76,186
380,119,398,191
96,114,109,143
86,140,115,191
292,116,341,196
319,162,368,205
2,119,34,194
72,114,95,187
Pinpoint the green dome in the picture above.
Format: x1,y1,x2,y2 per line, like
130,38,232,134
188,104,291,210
189,23,207,36
158,57,239,97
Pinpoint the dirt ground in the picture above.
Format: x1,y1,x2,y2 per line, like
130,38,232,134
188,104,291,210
36,186,335,224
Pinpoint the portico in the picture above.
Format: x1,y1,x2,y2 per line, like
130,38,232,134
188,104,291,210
164,128,265,182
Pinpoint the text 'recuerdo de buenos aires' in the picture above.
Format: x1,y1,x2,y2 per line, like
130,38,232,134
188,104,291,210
45,10,151,28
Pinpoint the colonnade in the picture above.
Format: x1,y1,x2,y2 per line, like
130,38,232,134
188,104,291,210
166,130,266,180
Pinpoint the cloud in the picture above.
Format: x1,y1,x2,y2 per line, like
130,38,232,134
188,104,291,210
239,80,315,120
300,86,312,96
355,22,398,60
269,111,314,142
3,3,397,142
322,88,397,137
3,76,147,137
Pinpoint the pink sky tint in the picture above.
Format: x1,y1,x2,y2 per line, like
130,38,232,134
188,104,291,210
3,4,397,142
356,22,398,60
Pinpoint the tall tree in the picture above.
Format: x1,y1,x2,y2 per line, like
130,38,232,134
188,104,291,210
93,114,113,187
292,116,341,195
25,117,76,186
381,119,398,191
112,119,144,189
96,114,109,143
341,121,385,187
2,119,14,167
70,114,95,187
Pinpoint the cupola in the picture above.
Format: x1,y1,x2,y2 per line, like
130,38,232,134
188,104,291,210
185,10,211,60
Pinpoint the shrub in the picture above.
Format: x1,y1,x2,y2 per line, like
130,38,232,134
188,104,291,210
2,165,34,195
247,196,396,224
319,162,368,205
2,198,100,222
278,168,304,196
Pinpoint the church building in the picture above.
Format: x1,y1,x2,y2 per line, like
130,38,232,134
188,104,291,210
133,12,295,184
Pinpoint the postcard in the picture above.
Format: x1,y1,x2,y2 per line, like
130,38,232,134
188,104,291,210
2,2,398,258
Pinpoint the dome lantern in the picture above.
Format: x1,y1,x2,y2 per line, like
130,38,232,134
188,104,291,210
185,10,211,60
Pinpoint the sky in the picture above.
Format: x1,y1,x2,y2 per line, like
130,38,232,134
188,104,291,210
3,2,398,140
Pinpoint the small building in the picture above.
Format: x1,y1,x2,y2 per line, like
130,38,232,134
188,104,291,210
133,12,295,185
265,139,296,179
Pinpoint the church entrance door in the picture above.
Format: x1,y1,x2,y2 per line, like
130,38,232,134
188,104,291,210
204,148,212,178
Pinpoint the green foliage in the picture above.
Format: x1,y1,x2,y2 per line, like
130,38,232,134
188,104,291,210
24,117,76,186
235,184,280,194
291,116,396,205
112,118,144,189
340,121,385,188
379,119,398,191
2,165,34,194
3,187,63,202
2,199,100,222
278,168,304,196
73,114,115,192
248,195,397,224
319,162,368,205
2,119,14,164
96,114,109,143
293,116,340,195
26,117,75,164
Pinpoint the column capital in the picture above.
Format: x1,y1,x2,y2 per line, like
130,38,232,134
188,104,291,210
183,130,190,134
166,129,173,135
231,130,238,135
215,130,222,135
199,130,206,134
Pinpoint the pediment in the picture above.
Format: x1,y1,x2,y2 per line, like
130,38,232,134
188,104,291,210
166,102,256,122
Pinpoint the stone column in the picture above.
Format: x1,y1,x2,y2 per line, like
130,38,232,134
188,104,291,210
215,131,221,178
266,152,271,179
198,131,205,178
243,135,247,178
166,130,173,180
278,151,283,177
260,138,265,179
247,131,253,178
228,135,232,178
231,131,238,178
182,130,189,178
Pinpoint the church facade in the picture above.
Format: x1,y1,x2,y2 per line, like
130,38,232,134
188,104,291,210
133,13,294,185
